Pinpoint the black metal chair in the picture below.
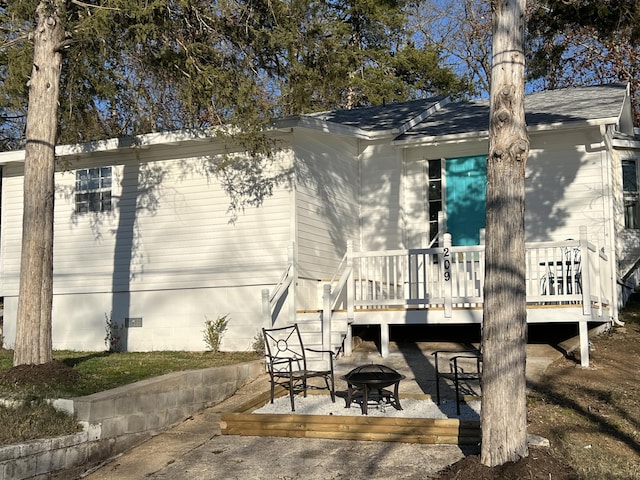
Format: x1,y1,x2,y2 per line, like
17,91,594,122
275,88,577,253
432,349,482,415
262,324,336,411
549,241,582,295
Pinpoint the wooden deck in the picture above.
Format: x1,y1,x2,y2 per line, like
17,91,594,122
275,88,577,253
220,388,481,445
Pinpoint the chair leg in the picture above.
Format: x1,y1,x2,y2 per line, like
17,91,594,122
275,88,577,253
270,381,275,404
289,377,295,411
324,376,336,403
329,377,335,403
454,372,461,416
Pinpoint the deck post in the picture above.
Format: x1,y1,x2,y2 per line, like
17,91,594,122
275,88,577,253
443,234,453,317
322,284,332,360
289,243,297,328
261,289,271,328
438,211,445,246
578,320,590,368
380,323,389,358
347,241,354,322
344,323,353,356
579,227,592,316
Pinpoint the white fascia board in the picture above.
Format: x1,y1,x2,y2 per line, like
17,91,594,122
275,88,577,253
0,129,226,165
0,149,26,164
59,129,218,154
393,118,619,148
393,130,488,148
293,116,395,140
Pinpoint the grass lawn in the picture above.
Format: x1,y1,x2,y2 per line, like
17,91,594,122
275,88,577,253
0,349,261,446
0,349,261,398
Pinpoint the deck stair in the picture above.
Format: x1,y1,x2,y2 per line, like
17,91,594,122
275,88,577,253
293,312,350,357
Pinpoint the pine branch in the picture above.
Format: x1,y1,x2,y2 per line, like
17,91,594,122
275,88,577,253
70,0,119,11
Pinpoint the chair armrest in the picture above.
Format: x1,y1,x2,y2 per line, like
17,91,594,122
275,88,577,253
451,354,482,376
432,348,480,356
305,347,335,356
304,348,335,369
267,357,294,372
450,354,482,361
432,349,480,374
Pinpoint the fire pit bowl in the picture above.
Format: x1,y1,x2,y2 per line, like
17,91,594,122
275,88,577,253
341,364,406,415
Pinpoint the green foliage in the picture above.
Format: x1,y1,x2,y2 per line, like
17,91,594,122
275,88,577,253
202,315,229,353
528,0,640,45
0,348,261,446
1,0,471,151
0,349,260,399
251,331,265,356
104,312,123,352
527,0,640,124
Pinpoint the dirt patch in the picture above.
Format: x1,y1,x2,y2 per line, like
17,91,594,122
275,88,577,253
436,448,579,479
436,320,640,480
0,359,80,387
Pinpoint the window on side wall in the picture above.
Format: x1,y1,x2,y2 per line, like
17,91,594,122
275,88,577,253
622,160,639,229
75,167,112,214
427,159,443,245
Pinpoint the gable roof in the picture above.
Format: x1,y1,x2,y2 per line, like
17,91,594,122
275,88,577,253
283,96,450,139
394,83,629,145
0,84,630,166
305,96,448,132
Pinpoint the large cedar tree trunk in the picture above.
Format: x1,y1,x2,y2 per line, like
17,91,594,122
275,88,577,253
480,0,530,466
13,1,65,366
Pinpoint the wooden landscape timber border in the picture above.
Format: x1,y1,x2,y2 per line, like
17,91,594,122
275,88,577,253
220,387,481,445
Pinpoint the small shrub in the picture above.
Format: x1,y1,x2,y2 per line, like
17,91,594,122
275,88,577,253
104,313,123,352
203,315,229,353
251,331,265,356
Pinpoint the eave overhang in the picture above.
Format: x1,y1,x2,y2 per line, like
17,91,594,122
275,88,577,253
392,117,621,149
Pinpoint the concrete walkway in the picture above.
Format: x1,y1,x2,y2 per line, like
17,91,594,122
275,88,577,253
81,341,565,480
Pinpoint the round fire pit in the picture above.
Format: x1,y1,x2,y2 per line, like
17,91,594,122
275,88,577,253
341,364,406,415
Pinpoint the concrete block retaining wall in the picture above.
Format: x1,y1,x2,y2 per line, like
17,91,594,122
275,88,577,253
0,360,264,480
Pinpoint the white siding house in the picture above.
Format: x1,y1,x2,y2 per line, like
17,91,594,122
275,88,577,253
1,83,639,365
1,134,297,352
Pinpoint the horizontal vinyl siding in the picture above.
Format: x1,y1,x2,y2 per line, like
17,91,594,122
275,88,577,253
1,147,293,296
525,128,608,243
402,127,609,244
294,130,359,279
2,284,279,351
360,141,404,250
403,157,428,248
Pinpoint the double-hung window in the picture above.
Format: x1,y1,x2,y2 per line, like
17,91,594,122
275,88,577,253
75,167,112,214
622,160,639,229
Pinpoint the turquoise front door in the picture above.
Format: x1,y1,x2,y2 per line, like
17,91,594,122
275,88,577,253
445,155,486,246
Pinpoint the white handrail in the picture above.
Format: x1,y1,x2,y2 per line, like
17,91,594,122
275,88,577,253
330,264,353,310
328,251,348,287
262,263,294,328
269,263,293,306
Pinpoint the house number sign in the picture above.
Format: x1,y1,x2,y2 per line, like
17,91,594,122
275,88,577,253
443,248,451,281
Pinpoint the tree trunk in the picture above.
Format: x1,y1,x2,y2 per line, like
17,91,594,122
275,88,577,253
480,0,530,467
13,0,65,367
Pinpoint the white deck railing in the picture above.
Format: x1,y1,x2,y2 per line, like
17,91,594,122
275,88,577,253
349,230,612,318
